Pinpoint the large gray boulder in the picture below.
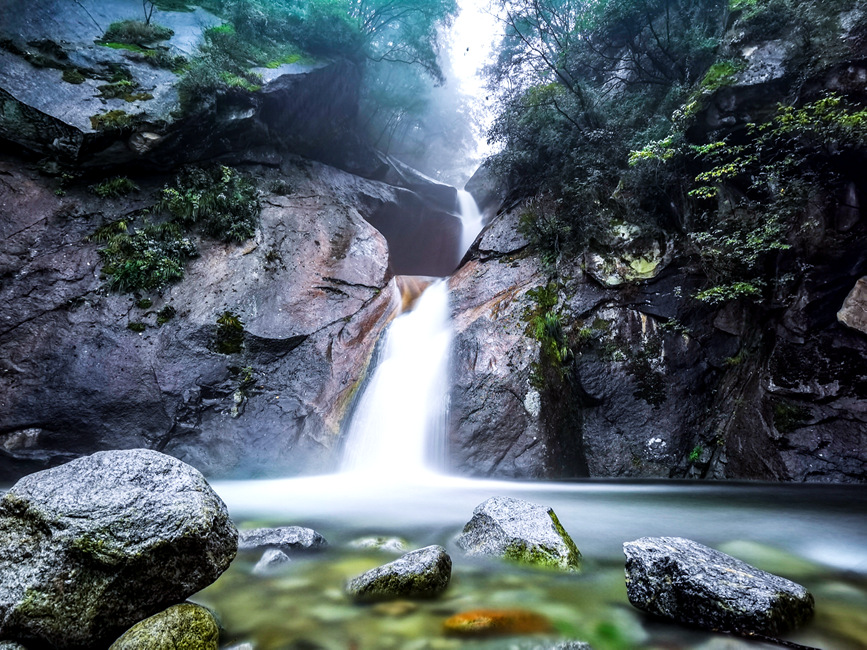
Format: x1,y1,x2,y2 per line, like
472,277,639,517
455,497,581,571
238,526,327,554
345,545,451,603
0,449,238,649
623,537,814,636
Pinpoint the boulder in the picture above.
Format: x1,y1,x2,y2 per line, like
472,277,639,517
0,449,237,649
109,603,219,650
455,497,581,571
837,276,867,335
345,545,451,603
238,526,327,554
623,537,814,636
252,549,291,576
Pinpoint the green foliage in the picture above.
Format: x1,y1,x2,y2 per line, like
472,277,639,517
215,311,245,354
269,179,294,196
523,283,573,389
102,20,174,46
62,68,86,84
688,445,703,463
156,165,260,243
127,321,147,332
90,110,136,131
156,304,177,325
773,400,811,433
136,298,153,309
97,79,154,102
97,221,198,292
699,60,745,92
90,176,140,198
681,93,867,302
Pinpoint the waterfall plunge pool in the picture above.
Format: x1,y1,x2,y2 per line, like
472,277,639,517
202,475,867,650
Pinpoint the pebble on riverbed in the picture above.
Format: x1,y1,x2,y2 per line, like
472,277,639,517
346,545,452,603
623,536,815,636
443,608,552,637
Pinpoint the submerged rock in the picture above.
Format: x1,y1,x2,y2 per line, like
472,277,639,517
239,526,327,554
623,536,814,635
348,536,408,553
252,549,292,576
443,609,551,637
0,449,237,649
109,603,219,650
345,545,451,603
456,497,581,571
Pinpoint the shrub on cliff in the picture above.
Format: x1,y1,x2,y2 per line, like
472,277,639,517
102,20,174,46
156,165,260,243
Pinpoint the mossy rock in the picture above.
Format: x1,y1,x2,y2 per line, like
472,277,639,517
110,603,219,649
455,496,581,571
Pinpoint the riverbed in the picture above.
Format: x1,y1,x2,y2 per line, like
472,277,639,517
200,475,867,649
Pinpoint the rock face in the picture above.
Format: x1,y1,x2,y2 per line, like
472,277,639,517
0,151,465,480
623,537,814,636
238,526,327,554
0,449,237,649
450,191,867,483
109,603,219,650
455,497,581,571
345,545,452,603
837,276,867,334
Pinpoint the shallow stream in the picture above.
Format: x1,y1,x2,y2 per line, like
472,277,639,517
201,475,867,650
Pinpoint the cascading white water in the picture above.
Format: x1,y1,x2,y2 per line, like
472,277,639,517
339,192,484,478
339,280,452,477
457,189,484,254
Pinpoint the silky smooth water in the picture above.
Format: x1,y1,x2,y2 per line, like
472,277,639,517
199,190,866,649
205,477,867,650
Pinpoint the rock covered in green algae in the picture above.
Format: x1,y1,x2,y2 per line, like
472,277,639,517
346,545,452,603
109,603,219,650
0,449,238,649
623,536,814,636
455,496,581,571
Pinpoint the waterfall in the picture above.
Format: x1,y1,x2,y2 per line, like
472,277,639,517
457,189,484,255
338,192,484,478
339,280,452,477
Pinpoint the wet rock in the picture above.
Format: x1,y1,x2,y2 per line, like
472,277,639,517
443,609,551,637
0,157,399,481
109,603,219,650
348,536,408,553
0,449,237,649
239,526,327,554
623,536,814,636
837,276,867,334
455,496,581,571
252,549,292,576
345,545,451,603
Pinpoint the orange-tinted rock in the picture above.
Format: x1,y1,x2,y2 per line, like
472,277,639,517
443,609,551,637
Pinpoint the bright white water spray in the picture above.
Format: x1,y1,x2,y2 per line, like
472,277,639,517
457,189,484,255
339,192,484,478
339,280,452,477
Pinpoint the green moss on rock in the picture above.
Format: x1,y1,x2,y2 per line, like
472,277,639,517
109,603,219,650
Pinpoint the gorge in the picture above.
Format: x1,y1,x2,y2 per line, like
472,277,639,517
1,0,867,648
